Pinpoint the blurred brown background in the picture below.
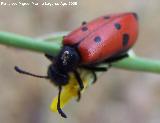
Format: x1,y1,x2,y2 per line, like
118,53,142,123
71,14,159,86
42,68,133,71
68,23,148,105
0,0,160,123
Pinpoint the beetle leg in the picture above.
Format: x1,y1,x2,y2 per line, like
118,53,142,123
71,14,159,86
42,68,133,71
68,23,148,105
77,90,81,102
74,70,84,90
74,70,84,101
57,86,67,118
45,54,55,61
80,65,108,72
91,71,97,84
104,53,129,63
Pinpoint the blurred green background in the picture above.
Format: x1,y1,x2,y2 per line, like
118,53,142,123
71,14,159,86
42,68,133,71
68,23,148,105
0,0,160,123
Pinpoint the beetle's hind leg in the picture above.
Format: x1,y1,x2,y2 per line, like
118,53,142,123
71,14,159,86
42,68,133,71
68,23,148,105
104,53,129,64
80,66,108,71
91,70,97,84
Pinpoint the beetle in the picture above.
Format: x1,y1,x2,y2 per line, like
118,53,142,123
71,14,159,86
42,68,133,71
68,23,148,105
14,12,138,118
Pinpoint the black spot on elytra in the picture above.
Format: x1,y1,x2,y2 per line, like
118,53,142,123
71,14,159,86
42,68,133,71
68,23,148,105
82,21,87,25
104,16,110,19
114,23,121,30
132,13,138,20
94,36,101,43
122,33,129,46
81,26,88,31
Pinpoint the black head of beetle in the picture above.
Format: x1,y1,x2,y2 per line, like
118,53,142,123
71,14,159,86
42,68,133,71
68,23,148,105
47,46,80,86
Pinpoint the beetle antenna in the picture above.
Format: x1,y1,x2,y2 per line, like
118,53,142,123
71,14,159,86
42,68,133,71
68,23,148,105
57,86,67,118
14,66,49,79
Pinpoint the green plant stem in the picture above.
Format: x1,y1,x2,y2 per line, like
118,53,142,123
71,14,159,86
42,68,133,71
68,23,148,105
0,31,160,74
0,32,61,56
113,57,160,74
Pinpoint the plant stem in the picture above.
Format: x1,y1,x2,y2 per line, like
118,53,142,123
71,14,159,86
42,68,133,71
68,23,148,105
0,31,160,74
0,32,61,56
113,57,160,74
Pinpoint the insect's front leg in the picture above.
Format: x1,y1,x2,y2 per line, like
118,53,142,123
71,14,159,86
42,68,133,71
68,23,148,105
73,70,84,101
45,54,56,61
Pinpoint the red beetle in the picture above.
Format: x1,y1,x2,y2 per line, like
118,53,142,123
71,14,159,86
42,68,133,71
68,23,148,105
15,12,138,118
